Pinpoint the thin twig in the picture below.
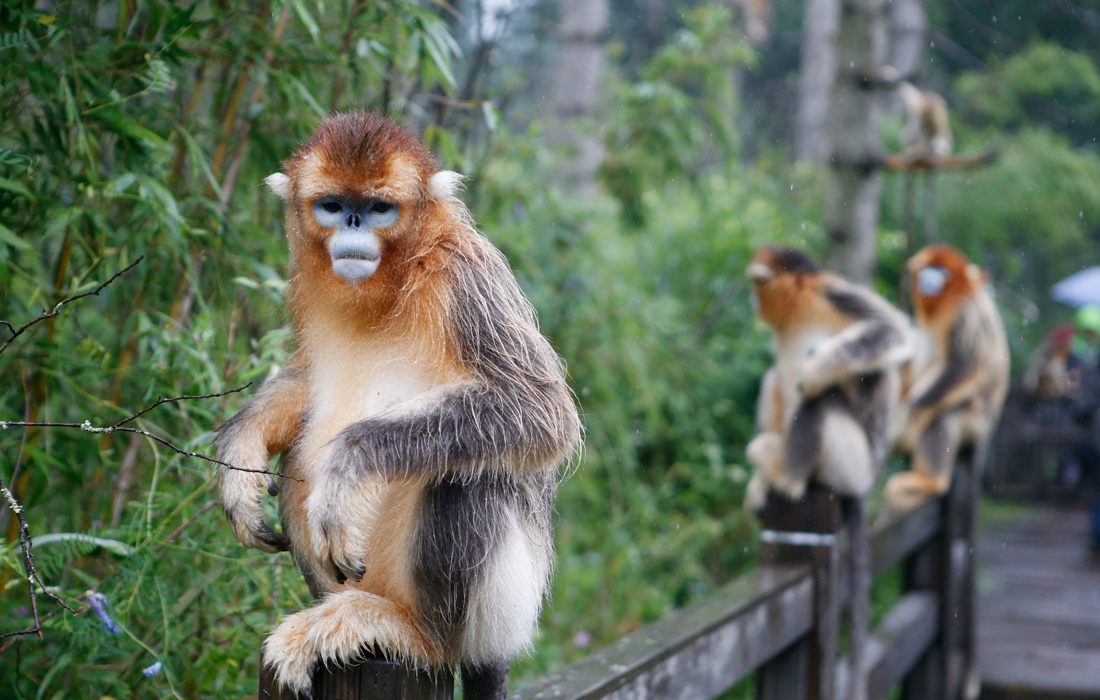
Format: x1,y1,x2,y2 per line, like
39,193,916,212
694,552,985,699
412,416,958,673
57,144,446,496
0,257,144,357
0,475,79,641
115,385,253,427
1,382,298,481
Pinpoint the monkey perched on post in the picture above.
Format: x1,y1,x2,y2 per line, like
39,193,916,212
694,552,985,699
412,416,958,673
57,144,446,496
744,247,912,511
215,112,582,694
744,247,911,700
886,245,1008,510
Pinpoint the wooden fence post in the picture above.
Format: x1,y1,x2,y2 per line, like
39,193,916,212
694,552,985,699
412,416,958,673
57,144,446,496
901,450,978,700
756,487,844,700
258,651,454,700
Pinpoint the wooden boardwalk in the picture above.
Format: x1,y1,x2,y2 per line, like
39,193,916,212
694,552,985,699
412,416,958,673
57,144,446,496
978,506,1100,699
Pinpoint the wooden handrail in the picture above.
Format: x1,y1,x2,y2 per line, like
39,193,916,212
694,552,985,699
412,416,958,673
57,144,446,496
513,565,813,699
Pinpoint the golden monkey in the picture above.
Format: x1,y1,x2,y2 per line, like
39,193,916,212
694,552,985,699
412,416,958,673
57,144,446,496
743,246,911,700
744,247,912,511
886,245,1009,510
215,112,582,694
898,82,953,159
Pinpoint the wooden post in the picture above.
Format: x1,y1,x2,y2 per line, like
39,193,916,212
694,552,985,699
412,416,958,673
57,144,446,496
901,450,978,700
756,487,844,700
258,651,454,700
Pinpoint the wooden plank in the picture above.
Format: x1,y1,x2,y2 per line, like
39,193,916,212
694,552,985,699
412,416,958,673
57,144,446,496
513,566,814,700
835,593,939,700
978,644,1100,698
869,500,941,577
978,504,1100,699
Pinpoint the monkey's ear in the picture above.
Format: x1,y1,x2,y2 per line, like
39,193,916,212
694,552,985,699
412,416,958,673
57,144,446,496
264,172,291,200
428,170,465,201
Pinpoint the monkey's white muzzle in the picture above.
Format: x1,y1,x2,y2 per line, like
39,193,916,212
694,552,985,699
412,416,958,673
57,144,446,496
330,232,382,282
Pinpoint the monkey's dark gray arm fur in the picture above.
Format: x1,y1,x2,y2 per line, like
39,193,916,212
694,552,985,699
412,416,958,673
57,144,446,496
330,237,582,480
910,304,979,412
800,282,912,395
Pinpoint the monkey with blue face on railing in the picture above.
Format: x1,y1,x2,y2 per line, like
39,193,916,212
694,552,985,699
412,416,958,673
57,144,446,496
886,245,1009,511
214,112,582,696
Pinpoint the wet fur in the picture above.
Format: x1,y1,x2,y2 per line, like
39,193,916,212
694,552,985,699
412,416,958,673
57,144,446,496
745,246,911,510
215,113,581,693
886,245,1008,510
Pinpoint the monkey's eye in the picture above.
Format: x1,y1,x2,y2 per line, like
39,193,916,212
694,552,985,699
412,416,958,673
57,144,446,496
320,200,342,214
369,201,394,215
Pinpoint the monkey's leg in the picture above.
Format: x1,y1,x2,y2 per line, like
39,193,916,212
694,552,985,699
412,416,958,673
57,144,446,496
263,590,438,695
768,396,833,500
886,411,961,510
745,432,784,511
461,660,509,700
796,398,871,497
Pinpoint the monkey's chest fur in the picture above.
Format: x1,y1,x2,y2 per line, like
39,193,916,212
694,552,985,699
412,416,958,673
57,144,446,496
281,334,456,590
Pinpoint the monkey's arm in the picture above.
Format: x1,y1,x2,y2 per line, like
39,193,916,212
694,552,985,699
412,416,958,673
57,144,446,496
799,283,912,397
755,367,784,433
327,238,582,481
215,366,309,552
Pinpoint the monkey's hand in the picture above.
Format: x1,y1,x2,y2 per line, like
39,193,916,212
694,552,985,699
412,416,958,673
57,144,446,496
304,449,368,584
216,436,290,553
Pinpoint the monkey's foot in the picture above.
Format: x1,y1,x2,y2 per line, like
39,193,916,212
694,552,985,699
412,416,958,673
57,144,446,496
884,471,948,511
263,590,437,695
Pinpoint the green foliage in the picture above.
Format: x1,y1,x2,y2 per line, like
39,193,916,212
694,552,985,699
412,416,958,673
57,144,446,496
601,5,755,226
955,43,1100,148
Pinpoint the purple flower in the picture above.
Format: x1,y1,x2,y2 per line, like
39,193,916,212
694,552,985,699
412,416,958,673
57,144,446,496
85,590,121,635
142,661,163,677
573,630,592,649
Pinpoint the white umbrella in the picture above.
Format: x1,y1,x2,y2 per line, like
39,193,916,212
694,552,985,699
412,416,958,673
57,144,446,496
1051,266,1100,308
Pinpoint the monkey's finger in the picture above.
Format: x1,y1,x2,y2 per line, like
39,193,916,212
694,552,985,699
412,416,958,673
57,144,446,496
254,520,291,552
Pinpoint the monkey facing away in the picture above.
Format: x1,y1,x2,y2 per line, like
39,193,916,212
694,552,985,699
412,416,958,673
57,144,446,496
898,82,953,160
215,112,582,694
744,247,912,511
886,245,1008,510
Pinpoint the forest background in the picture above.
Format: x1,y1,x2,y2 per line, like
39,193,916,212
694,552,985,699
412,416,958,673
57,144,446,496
0,0,1098,696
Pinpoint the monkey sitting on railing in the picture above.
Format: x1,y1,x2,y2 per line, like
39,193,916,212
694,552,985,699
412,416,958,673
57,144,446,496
215,112,582,695
886,245,1009,510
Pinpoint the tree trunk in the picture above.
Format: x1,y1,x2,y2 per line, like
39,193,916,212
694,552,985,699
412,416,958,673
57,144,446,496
550,0,609,194
795,0,839,163
824,0,888,284
888,0,926,80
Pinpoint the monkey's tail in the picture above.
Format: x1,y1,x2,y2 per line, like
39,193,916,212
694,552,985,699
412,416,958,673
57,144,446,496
262,589,439,694
846,497,869,700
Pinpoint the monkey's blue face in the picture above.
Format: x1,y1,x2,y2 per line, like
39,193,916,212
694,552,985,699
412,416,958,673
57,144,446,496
311,197,400,282
916,266,948,296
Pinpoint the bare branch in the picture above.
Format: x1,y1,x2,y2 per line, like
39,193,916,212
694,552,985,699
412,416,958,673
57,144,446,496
0,256,144,357
0,474,79,641
115,384,253,427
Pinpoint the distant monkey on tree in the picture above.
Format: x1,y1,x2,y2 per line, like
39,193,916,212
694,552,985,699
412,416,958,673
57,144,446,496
898,82,953,159
744,246,913,511
886,245,1009,510
215,112,582,695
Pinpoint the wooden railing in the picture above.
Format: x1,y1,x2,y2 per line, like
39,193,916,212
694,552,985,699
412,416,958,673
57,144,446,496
259,455,979,700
